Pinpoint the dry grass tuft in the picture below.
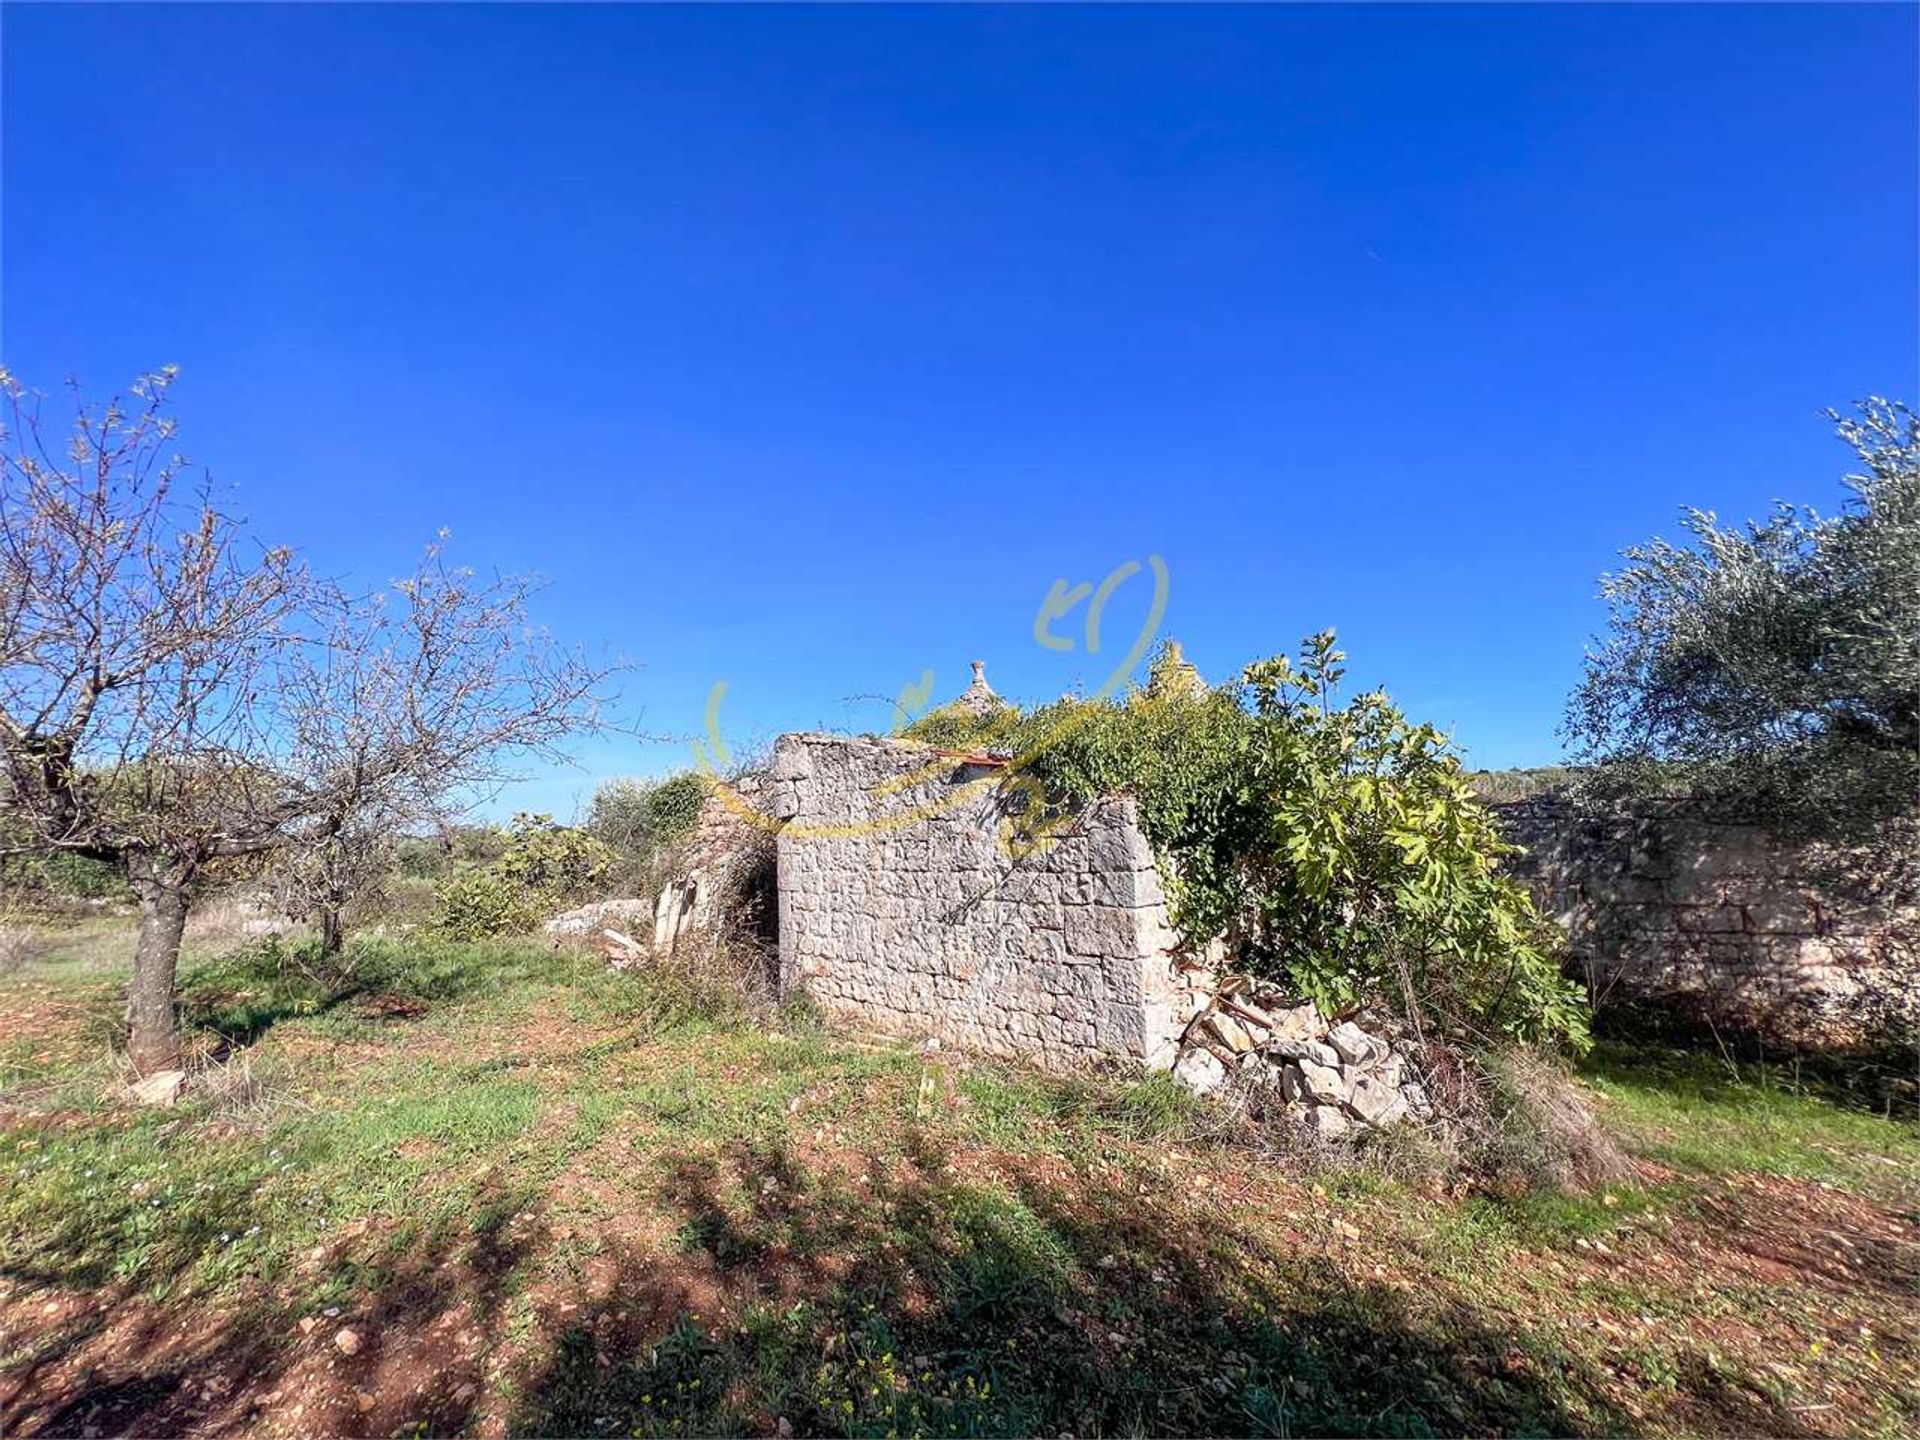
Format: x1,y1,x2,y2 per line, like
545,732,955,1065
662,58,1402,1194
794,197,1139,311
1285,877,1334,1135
0,921,38,976
1483,1046,1634,1192
639,916,778,1020
193,1050,270,1117
183,891,293,947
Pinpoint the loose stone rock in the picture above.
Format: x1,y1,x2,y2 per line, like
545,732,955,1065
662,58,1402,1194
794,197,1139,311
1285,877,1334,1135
1328,1021,1374,1066
542,898,654,942
1345,1074,1406,1127
129,1070,187,1107
1295,1058,1345,1104
1268,1002,1323,1040
1174,1046,1229,1095
1305,1106,1351,1139
1204,1012,1256,1053
1264,1036,1341,1068
1400,1080,1434,1118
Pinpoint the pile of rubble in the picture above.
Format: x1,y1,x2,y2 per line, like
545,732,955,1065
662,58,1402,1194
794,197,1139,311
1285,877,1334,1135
1171,980,1433,1139
542,774,777,969
542,898,654,966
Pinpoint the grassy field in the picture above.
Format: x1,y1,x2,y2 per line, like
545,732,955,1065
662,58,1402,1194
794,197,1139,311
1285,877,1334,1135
2,923,1916,1438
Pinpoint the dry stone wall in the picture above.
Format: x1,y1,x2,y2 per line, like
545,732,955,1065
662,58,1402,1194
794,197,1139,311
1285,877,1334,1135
1497,796,1918,1044
769,733,1193,1065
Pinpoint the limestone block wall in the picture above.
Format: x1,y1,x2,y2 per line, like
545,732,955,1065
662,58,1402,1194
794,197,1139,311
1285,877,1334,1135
1497,796,1918,1044
770,733,1189,1065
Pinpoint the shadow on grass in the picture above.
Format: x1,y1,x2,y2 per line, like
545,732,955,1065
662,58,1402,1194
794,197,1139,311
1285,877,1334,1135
0,1115,1863,1439
514,1136,1654,1439
1,1172,548,1439
174,934,572,1049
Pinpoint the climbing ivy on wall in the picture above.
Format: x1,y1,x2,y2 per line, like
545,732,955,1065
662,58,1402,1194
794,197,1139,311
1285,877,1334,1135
904,636,1589,1050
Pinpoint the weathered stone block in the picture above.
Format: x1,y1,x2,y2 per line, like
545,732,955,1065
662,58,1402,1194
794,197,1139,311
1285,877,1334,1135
1327,1021,1373,1065
1295,1058,1345,1104
1345,1074,1406,1127
1063,904,1137,958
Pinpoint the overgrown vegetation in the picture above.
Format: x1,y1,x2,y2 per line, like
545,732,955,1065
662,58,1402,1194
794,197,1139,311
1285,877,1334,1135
587,772,707,860
0,849,125,905
433,812,619,940
907,634,1588,1051
1566,398,1919,842
423,777,713,942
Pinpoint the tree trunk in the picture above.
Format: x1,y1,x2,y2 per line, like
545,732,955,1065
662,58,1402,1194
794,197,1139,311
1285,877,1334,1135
128,876,191,1074
319,903,344,957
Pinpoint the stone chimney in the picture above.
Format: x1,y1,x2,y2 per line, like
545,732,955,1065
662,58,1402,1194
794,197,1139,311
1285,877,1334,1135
1145,639,1206,700
957,659,1002,717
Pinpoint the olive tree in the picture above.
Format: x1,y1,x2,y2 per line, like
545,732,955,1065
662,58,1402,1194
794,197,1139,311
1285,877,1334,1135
1566,398,1919,840
0,369,610,1072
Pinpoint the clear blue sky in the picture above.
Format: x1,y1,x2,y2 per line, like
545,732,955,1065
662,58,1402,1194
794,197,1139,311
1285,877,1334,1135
4,4,1914,819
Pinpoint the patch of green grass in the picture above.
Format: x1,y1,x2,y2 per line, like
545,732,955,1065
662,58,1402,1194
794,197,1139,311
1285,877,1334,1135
0,1115,290,1295
179,933,587,1039
0,1031,81,1091
951,1064,1209,1154
1415,1182,1675,1282
951,1067,1085,1148
318,1075,545,1157
1579,1041,1920,1198
1102,1070,1213,1141
1,913,136,981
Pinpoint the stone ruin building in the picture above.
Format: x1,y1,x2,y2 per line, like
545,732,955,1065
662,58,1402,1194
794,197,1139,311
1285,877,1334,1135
593,661,1914,1136
633,664,1438,1136
768,729,1191,1067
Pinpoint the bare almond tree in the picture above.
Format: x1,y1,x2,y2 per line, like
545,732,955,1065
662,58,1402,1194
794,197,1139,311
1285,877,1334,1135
1,369,611,1072
274,542,612,954
0,369,314,1071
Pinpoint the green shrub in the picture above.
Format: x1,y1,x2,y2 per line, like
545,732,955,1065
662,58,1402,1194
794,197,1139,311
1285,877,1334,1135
432,865,541,941
498,812,616,902
1231,636,1587,1048
644,772,706,843
429,814,620,938
586,778,655,856
0,849,126,903
395,834,451,882
586,772,707,862
446,823,510,866
895,702,1027,752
